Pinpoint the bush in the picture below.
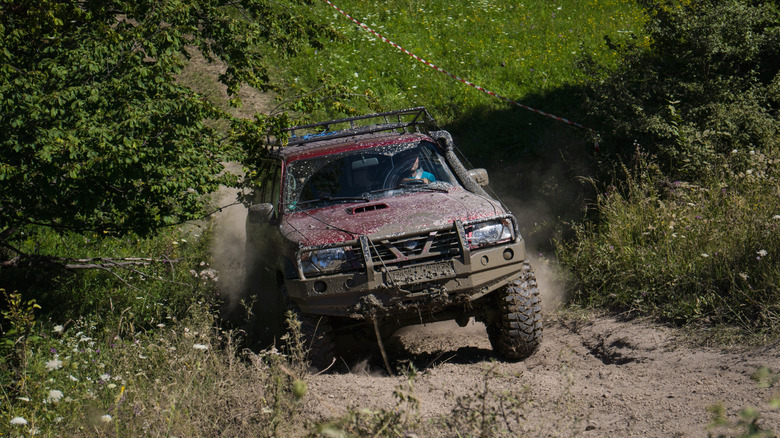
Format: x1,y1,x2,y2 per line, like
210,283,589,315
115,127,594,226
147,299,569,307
558,149,780,332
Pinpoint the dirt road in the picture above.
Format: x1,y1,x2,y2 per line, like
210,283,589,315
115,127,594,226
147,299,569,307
305,314,780,436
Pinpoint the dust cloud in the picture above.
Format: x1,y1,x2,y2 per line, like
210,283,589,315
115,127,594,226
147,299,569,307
487,159,585,310
209,185,249,320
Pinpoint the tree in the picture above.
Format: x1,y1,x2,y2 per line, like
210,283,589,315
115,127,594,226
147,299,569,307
0,0,331,249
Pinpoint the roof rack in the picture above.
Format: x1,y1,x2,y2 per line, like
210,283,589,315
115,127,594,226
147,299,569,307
272,107,437,147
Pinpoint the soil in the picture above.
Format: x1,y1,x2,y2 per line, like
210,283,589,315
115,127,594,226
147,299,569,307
303,313,780,436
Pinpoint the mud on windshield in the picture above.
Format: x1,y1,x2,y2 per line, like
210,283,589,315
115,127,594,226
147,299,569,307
283,141,458,212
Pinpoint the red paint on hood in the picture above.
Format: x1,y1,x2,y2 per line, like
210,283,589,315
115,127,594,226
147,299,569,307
281,187,505,247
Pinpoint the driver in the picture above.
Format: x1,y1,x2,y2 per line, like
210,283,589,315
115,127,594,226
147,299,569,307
401,157,436,184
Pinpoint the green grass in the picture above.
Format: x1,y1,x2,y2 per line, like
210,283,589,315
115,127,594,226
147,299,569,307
274,0,646,129
0,224,312,436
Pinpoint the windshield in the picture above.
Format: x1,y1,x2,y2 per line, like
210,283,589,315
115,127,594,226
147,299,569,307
283,140,458,212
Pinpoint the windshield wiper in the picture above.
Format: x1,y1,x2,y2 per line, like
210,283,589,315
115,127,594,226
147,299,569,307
370,184,449,195
295,195,370,208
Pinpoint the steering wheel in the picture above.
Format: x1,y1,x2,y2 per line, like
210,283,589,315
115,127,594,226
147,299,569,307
382,158,417,189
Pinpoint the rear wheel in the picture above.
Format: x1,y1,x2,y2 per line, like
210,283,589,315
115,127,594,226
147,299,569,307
486,263,543,360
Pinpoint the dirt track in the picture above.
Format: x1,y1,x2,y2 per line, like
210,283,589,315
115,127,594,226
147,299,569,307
305,314,780,436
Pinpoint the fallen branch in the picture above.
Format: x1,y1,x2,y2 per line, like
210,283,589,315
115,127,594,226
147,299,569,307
1,255,177,270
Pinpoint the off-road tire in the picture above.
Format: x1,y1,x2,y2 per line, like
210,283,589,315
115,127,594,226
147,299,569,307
486,263,543,360
297,311,336,371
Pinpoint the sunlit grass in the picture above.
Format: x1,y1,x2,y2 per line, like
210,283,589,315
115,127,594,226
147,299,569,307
277,0,646,124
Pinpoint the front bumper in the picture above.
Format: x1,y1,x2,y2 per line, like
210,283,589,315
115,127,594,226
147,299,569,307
286,234,527,319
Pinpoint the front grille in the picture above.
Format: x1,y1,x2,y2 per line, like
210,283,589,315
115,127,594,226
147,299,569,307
368,227,461,267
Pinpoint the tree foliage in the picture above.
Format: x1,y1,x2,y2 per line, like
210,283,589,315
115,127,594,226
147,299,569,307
583,0,780,180
0,0,331,242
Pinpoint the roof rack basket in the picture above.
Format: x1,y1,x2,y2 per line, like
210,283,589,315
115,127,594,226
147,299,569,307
267,107,437,147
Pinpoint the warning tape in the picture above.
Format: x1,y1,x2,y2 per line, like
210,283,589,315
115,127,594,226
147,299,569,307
322,0,600,150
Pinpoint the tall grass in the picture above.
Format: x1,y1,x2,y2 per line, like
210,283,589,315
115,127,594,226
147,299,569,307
557,148,780,334
1,225,312,436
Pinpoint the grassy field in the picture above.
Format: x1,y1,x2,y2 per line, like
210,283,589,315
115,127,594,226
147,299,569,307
279,0,645,125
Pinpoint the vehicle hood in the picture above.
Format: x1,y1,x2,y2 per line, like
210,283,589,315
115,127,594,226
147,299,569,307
281,188,506,247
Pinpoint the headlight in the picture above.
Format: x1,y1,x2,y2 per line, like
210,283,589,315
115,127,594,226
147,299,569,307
300,246,361,276
466,219,514,249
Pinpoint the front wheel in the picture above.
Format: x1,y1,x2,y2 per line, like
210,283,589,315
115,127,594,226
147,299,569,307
486,263,543,360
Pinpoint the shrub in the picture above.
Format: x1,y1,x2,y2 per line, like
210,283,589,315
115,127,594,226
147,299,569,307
582,0,780,181
558,149,780,332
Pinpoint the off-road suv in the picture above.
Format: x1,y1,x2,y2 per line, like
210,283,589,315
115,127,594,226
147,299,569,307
245,107,542,368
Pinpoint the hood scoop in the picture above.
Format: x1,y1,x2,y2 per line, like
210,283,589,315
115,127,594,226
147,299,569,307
348,203,388,214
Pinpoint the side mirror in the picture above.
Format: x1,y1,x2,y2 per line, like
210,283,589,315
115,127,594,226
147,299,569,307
467,168,489,187
247,203,275,224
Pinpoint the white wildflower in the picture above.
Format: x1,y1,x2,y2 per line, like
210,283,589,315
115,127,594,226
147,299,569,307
701,253,710,258
53,325,64,333
17,397,30,402
739,272,749,281
773,215,780,220
193,343,209,351
48,389,64,403
100,414,112,423
68,374,79,382
198,268,218,282
10,417,28,425
757,249,768,257
45,359,63,371
100,374,111,381
107,383,117,389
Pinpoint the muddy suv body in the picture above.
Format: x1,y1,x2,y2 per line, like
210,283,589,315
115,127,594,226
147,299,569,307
245,108,542,367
